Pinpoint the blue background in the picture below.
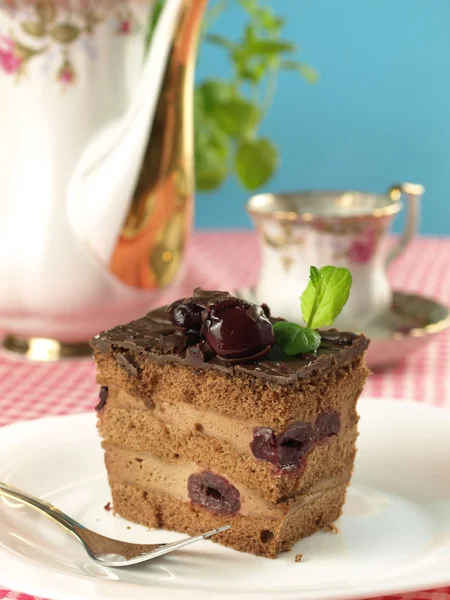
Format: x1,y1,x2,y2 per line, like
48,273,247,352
194,0,448,235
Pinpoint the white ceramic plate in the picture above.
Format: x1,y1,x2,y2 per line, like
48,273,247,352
0,399,450,600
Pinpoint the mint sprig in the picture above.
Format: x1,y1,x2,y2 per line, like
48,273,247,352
273,266,352,356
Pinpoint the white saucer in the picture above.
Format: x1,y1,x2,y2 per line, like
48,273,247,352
1,399,450,600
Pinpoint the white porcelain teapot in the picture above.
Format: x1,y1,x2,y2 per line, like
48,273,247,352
0,0,207,358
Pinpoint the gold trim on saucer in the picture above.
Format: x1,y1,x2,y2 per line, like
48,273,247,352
2,335,92,361
389,292,450,340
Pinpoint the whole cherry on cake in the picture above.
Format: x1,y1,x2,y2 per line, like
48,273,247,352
167,292,274,361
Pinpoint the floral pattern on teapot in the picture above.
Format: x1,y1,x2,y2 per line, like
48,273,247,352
0,0,139,85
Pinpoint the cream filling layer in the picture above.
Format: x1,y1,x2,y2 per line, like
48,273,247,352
104,444,351,520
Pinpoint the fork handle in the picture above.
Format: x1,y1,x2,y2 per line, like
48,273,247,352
0,481,82,536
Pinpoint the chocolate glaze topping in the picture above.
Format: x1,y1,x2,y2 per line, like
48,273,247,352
91,289,369,385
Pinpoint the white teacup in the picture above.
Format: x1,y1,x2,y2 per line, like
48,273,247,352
247,183,424,331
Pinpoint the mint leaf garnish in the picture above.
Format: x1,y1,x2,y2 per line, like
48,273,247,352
301,266,352,329
273,322,321,355
272,265,352,356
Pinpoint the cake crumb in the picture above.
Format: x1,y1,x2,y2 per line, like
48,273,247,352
294,553,303,562
322,523,338,534
104,502,112,512
127,526,131,530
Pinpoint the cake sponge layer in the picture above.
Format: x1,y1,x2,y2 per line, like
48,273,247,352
95,350,369,427
109,480,347,558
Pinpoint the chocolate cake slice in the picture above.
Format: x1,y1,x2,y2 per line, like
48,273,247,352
92,289,370,558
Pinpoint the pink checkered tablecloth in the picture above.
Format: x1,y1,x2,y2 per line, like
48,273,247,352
1,231,450,600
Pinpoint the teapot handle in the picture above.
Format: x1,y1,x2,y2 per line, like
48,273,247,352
385,182,425,268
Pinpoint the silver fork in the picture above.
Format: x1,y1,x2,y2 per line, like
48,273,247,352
0,481,231,567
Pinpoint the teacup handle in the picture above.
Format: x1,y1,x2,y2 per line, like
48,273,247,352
385,182,425,268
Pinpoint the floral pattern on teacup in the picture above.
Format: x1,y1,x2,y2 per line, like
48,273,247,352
345,222,387,264
347,235,378,264
0,0,140,86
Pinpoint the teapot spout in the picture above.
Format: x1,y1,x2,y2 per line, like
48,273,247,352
108,0,209,289
67,0,207,288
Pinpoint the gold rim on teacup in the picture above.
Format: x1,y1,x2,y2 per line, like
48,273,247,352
246,184,425,223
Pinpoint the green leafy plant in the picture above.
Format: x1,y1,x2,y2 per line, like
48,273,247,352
148,0,317,192
273,266,353,355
